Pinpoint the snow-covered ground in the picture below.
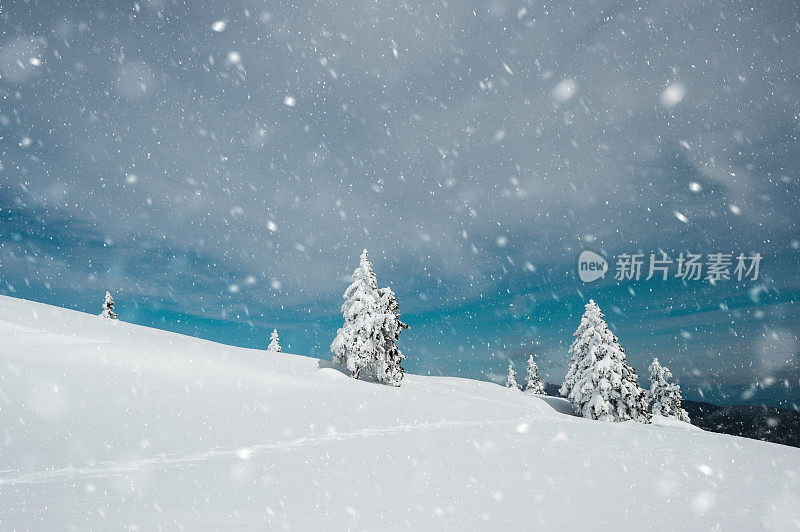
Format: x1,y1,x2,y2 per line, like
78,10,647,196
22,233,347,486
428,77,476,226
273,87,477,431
1,295,798,530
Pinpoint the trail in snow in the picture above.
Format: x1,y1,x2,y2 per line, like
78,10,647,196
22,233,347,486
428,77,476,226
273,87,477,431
0,416,536,486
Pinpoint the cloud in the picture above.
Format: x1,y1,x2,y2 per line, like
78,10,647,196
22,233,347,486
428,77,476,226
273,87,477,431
1,0,799,405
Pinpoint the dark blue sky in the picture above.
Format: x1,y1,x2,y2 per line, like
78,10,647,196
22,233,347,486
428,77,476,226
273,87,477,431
1,0,798,407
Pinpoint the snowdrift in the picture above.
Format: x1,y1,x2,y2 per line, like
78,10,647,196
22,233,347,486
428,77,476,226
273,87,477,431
1,295,798,529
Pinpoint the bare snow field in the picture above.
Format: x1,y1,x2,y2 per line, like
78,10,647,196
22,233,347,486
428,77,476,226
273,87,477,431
1,295,798,530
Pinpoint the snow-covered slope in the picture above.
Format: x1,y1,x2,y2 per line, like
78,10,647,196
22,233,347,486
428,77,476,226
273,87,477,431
1,295,798,530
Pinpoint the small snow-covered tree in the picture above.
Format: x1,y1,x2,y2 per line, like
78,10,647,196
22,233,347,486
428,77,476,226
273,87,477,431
331,249,384,380
646,358,690,422
506,363,521,390
99,291,118,319
560,300,649,422
377,286,408,386
525,355,545,394
267,329,282,353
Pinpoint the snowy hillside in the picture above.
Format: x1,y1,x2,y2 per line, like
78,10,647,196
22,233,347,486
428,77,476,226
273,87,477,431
1,295,798,530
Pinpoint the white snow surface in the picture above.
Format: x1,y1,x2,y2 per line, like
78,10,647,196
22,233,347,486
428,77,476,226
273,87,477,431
1,295,798,530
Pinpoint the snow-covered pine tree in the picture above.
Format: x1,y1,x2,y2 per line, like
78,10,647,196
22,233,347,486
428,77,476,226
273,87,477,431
99,291,118,319
267,329,282,353
377,286,408,386
646,358,690,422
560,300,604,399
525,355,545,394
331,249,384,380
560,300,649,422
506,363,521,390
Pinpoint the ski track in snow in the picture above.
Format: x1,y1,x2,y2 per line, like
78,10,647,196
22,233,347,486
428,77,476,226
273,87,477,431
0,416,533,487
